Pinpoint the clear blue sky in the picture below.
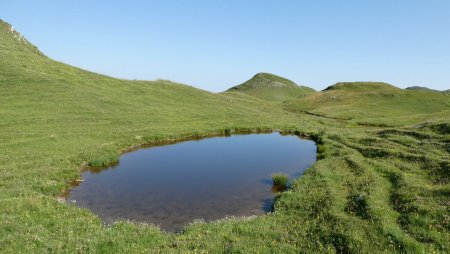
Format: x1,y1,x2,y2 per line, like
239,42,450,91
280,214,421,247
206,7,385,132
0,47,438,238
1,0,449,92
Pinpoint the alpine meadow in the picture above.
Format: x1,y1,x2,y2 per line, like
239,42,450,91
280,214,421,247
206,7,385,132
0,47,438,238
0,17,449,254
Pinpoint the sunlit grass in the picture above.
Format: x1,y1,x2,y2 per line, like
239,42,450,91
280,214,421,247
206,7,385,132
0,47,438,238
271,173,289,186
0,19,449,253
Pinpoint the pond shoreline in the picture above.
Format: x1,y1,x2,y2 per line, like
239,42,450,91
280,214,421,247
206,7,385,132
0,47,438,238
64,130,317,232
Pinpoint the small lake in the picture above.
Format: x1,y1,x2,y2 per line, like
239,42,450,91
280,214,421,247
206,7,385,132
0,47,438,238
68,132,316,232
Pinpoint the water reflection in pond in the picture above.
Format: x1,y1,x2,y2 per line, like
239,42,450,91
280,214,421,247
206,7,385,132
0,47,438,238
68,132,316,232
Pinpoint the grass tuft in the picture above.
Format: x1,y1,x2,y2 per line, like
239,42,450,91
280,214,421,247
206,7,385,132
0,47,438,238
272,173,289,186
88,154,119,167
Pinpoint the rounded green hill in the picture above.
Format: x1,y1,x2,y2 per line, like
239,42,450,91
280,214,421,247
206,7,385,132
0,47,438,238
227,72,315,102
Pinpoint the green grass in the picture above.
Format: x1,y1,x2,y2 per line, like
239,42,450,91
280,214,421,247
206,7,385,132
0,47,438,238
405,86,442,92
88,154,119,167
272,173,289,186
285,81,450,126
226,72,315,102
1,19,449,253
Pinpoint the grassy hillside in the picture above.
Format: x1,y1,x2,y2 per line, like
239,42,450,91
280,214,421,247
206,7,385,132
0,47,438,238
324,81,400,91
405,86,441,92
1,20,449,253
226,72,315,102
286,82,450,126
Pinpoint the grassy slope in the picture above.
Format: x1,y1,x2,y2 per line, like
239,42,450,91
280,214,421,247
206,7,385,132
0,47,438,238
286,82,450,126
405,86,441,92
226,72,315,102
1,20,449,253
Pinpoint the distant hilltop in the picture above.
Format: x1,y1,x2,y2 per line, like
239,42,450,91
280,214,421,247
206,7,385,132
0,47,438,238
324,82,399,92
229,73,301,90
226,73,315,102
405,86,442,93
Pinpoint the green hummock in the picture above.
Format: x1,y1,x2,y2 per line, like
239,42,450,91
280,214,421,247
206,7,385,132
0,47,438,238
271,173,289,186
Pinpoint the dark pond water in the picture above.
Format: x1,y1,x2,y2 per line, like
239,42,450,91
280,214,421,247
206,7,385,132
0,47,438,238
68,132,316,232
